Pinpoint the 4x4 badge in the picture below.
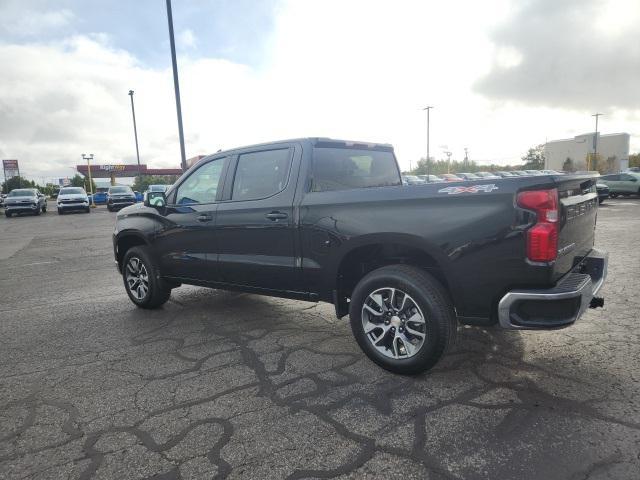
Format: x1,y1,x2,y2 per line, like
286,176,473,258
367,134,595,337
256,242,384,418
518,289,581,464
438,184,499,195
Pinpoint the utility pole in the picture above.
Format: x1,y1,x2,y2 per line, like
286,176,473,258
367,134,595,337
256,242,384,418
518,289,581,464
445,151,452,174
464,147,469,168
82,154,96,208
128,90,142,179
591,113,603,171
166,0,187,172
423,106,433,182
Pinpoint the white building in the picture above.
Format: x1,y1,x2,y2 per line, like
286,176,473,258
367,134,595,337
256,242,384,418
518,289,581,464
544,132,630,173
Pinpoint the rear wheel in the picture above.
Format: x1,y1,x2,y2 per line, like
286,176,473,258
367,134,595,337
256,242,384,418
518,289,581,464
610,193,618,198
349,265,457,375
122,246,171,309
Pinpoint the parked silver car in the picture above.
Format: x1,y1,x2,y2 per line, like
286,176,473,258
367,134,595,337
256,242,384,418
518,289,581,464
57,187,90,214
4,188,47,217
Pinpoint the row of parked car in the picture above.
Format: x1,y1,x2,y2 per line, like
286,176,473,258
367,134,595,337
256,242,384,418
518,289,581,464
1,184,170,217
401,169,563,185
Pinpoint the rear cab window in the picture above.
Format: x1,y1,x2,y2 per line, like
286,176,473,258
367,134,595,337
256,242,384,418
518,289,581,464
311,146,401,192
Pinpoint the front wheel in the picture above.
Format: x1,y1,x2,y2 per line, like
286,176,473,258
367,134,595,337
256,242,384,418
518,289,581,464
122,246,171,309
42,205,47,213
5,211,11,218
349,265,457,375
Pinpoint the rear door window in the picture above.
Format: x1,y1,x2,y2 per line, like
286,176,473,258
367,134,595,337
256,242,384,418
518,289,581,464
231,149,292,201
311,148,401,192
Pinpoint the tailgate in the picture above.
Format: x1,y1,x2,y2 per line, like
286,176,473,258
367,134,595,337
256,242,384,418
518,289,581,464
552,175,599,282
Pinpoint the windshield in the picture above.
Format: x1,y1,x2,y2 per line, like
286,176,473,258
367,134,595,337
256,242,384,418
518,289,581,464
59,187,85,195
8,189,35,197
109,186,132,194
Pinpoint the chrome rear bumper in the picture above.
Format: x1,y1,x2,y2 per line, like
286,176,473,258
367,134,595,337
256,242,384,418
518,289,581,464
498,248,608,330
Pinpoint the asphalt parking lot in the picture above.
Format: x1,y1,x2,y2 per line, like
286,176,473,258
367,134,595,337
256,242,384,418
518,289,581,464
0,201,639,480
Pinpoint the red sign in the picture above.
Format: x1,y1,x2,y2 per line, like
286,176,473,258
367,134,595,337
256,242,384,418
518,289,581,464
3,159,19,178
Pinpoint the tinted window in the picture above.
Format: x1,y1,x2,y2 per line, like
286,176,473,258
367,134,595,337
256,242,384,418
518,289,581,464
176,158,226,205
602,175,619,181
311,148,400,192
620,174,635,181
231,149,291,201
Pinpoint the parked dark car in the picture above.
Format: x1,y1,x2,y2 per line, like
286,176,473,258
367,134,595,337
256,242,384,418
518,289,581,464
596,183,609,204
107,186,136,212
113,138,607,374
4,188,47,217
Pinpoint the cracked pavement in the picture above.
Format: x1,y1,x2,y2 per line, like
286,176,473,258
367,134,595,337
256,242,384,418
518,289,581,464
0,200,639,479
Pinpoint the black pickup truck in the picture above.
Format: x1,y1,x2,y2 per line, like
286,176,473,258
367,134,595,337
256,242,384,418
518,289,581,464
113,138,607,374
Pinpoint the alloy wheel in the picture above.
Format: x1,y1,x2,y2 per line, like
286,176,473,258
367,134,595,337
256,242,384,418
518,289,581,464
361,287,427,359
125,257,149,300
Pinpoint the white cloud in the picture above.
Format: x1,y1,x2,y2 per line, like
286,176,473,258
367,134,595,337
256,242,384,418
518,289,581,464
0,0,638,183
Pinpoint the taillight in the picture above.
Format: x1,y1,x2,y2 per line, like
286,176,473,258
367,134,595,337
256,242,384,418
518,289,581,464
517,188,558,262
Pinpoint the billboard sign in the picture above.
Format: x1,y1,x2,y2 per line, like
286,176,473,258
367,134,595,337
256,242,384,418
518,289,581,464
3,159,19,179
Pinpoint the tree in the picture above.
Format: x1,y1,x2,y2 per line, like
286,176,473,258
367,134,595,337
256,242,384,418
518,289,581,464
562,157,575,172
521,145,545,170
69,174,96,193
132,175,179,193
2,176,36,193
629,153,640,169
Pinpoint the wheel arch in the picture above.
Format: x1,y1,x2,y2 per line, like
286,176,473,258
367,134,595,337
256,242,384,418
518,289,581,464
115,232,151,270
332,235,458,318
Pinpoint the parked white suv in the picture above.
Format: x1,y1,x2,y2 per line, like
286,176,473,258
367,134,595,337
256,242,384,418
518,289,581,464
57,187,90,214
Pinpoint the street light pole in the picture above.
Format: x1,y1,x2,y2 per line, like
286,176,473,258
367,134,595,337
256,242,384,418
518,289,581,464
82,154,96,208
592,113,603,170
128,90,142,179
166,0,187,172
423,106,433,182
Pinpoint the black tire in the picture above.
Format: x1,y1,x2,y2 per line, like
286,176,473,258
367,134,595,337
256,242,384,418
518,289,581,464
609,193,618,198
42,205,47,213
107,206,113,212
349,265,457,375
599,198,604,204
5,211,11,218
34,208,41,216
85,207,90,213
58,209,63,215
122,246,171,309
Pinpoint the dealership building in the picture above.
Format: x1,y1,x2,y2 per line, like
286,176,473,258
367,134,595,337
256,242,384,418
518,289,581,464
544,132,630,173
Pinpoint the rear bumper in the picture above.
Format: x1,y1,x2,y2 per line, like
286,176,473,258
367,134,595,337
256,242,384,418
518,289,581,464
498,248,608,329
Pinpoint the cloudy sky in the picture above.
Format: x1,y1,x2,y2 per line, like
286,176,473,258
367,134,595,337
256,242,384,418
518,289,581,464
0,0,639,181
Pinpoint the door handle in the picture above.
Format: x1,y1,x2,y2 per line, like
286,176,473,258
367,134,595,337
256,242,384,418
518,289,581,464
265,211,288,221
197,214,213,222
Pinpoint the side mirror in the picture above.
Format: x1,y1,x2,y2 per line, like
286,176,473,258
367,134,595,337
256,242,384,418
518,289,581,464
144,191,166,208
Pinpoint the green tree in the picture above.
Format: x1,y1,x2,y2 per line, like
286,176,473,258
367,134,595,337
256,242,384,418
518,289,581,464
629,153,640,169
69,174,96,193
521,145,545,170
2,176,37,193
562,157,575,172
132,175,179,193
